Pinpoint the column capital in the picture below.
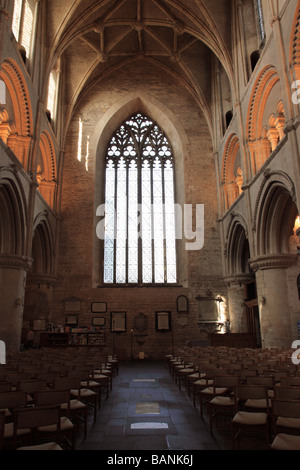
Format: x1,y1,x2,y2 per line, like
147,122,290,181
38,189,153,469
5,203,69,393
26,274,57,286
249,253,298,272
223,273,254,287
0,254,32,271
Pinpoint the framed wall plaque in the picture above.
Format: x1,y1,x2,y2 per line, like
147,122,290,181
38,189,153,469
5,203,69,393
111,312,126,332
177,295,189,313
92,317,106,327
91,302,107,313
156,311,171,331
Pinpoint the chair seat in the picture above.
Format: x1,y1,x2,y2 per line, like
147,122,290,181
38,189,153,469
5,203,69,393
180,368,194,374
92,374,108,380
61,399,86,411
71,388,96,398
81,380,100,387
17,442,63,450
271,433,300,451
0,407,11,418
194,379,213,386
210,396,235,406
201,387,228,396
38,416,74,433
232,411,268,425
4,422,30,439
245,398,271,409
277,416,300,429
188,373,201,379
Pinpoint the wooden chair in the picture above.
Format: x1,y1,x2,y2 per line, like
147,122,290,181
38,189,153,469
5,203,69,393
35,387,87,440
207,375,240,434
193,368,226,408
198,374,237,419
54,376,97,422
33,389,76,449
231,384,271,449
0,390,28,445
16,379,48,404
271,398,300,436
246,375,275,399
12,405,63,450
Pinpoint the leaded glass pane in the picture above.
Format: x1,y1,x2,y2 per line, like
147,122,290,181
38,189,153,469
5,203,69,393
128,160,138,283
141,160,153,283
164,160,177,283
12,0,22,41
103,160,115,283
116,157,127,283
153,157,164,283
22,0,34,57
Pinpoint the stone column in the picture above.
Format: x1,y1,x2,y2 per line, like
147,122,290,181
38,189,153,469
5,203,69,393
0,254,32,353
250,254,297,349
224,274,254,333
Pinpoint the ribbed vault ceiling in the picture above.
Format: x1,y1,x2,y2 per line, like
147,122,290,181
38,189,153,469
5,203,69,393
45,0,233,129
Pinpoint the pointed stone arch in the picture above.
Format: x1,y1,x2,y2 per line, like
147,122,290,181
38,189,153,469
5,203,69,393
225,214,250,276
37,132,57,210
0,167,28,256
221,134,243,211
91,92,189,287
0,58,33,169
246,65,284,174
253,170,298,256
289,0,300,81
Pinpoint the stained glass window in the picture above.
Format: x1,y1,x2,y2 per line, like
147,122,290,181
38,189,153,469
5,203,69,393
103,113,177,284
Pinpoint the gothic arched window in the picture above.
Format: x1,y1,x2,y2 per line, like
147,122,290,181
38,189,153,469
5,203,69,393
12,0,37,63
103,113,177,285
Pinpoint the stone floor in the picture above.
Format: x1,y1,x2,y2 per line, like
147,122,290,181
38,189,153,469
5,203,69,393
75,361,271,453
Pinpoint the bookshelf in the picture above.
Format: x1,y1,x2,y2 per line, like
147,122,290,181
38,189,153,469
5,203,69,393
40,330,105,347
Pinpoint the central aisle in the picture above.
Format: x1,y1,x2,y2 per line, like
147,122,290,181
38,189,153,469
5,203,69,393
77,360,221,451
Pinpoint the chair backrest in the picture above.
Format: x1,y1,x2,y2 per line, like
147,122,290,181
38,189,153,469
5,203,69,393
274,386,300,401
17,379,47,394
213,374,240,389
272,398,300,420
13,405,61,447
0,391,27,410
53,376,81,391
234,384,269,405
206,368,227,379
34,389,71,408
246,375,275,388
280,376,300,387
4,373,30,385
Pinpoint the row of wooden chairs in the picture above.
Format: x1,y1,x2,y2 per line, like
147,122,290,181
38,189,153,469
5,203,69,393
0,349,119,450
166,348,300,450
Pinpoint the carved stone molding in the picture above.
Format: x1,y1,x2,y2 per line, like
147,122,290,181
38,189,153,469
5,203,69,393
249,254,298,272
26,274,57,286
0,254,32,271
223,273,254,287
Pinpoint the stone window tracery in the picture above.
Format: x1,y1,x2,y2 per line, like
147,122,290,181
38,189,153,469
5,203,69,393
103,112,177,285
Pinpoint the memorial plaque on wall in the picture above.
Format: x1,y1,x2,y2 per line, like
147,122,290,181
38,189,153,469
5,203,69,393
198,299,219,321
